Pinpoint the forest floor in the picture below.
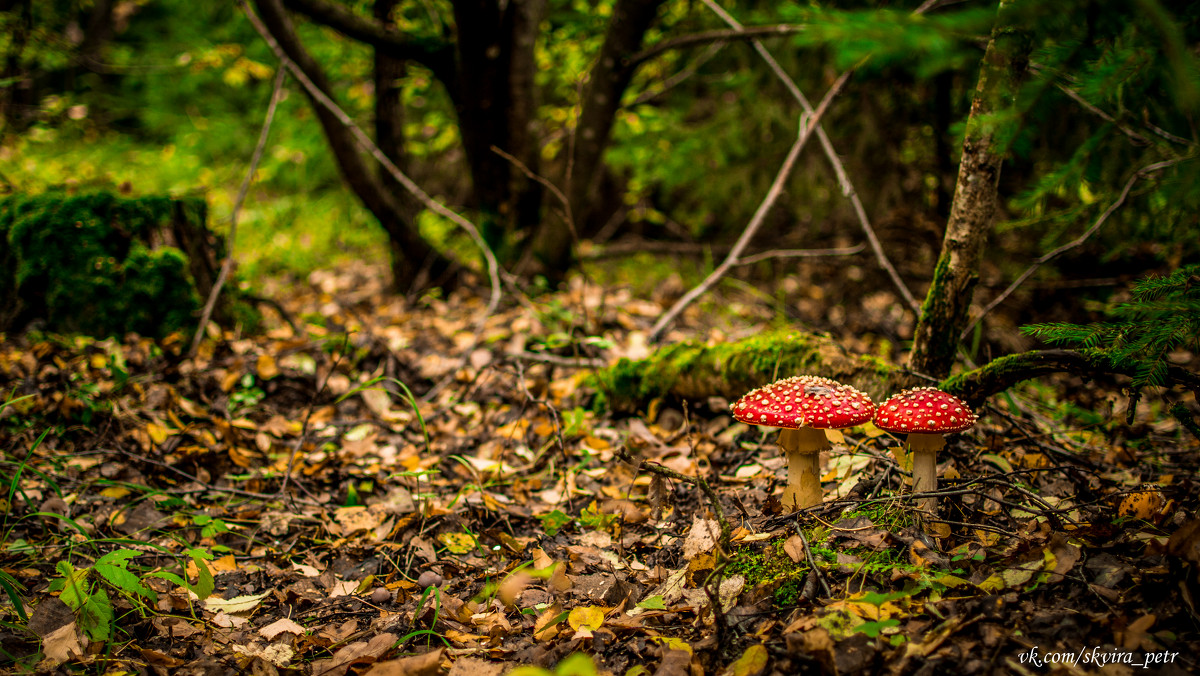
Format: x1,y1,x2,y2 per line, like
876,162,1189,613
1,262,1198,676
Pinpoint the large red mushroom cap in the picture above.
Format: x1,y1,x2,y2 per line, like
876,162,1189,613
873,387,977,434
732,375,875,429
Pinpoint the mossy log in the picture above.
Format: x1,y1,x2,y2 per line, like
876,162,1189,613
593,330,904,412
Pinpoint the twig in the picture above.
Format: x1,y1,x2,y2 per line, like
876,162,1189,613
627,24,807,68
490,144,575,240
1032,63,1192,147
509,351,606,368
629,42,724,108
189,66,286,357
735,243,866,266
960,157,1190,340
793,518,832,598
648,69,852,342
703,0,921,314
615,446,731,549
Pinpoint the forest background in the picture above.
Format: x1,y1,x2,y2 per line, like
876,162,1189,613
2,0,1200,674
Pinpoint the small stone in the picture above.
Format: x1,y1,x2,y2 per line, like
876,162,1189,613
370,587,391,604
418,571,443,588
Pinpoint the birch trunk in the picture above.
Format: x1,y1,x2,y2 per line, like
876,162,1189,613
908,1,1030,379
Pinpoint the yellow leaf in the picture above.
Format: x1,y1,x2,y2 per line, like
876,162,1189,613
568,606,605,632
100,486,131,499
721,644,768,676
437,532,476,555
256,354,279,380
146,422,170,445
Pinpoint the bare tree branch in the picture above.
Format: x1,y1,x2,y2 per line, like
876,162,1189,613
282,0,455,81
704,0,921,311
648,69,854,342
627,24,806,68
242,0,501,319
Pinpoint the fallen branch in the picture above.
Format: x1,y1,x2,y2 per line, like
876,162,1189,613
942,348,1200,407
648,68,853,342
704,0,922,313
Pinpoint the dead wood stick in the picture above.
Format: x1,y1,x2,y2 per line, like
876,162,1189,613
959,157,1190,340
647,68,852,342
241,0,501,333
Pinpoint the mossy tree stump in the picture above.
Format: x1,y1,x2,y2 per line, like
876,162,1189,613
0,192,246,338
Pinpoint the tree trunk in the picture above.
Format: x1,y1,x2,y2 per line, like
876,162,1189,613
253,0,457,294
908,0,1030,379
527,0,666,282
450,0,544,260
373,0,420,225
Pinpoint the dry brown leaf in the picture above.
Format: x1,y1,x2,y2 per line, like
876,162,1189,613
310,633,398,676
259,617,307,640
365,648,444,676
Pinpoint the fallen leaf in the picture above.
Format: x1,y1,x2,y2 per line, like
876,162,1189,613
41,622,83,666
365,648,444,676
682,516,720,559
720,644,768,676
203,592,269,614
260,617,307,640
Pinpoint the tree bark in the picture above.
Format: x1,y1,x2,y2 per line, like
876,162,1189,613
528,0,666,282
253,0,457,293
373,0,420,225
908,0,1030,379
450,0,544,258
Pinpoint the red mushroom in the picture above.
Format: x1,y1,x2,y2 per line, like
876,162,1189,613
872,387,977,513
732,375,875,511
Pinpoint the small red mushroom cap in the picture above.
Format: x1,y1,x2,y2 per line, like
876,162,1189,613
731,375,875,430
873,387,977,434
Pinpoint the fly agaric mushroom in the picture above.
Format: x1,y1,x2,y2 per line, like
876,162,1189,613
872,387,977,513
732,375,875,511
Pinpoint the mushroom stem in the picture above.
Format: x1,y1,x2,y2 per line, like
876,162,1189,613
779,426,829,511
905,433,946,514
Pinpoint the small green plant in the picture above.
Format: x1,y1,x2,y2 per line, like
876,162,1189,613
229,373,265,413
578,501,617,531
538,510,572,536
48,545,214,642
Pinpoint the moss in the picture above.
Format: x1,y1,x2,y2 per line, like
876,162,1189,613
728,540,813,607
593,330,901,412
0,192,248,338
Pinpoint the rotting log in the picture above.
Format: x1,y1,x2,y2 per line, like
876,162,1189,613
592,330,902,412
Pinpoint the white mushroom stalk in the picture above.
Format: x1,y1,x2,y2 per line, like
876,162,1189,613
732,376,875,512
873,387,977,515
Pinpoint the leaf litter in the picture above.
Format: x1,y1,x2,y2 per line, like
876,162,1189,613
0,264,1198,674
